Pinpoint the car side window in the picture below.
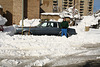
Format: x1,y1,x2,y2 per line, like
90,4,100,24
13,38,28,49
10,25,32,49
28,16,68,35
47,23,53,27
41,22,47,27
53,23,57,27
47,22,57,27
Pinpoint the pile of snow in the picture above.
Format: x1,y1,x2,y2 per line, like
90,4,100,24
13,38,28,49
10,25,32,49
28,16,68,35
59,7,80,19
57,18,63,22
41,7,80,19
19,18,63,27
0,24,100,66
81,16,99,26
41,13,59,15
0,5,3,8
94,10,100,20
94,9,100,17
0,15,7,25
95,13,100,17
0,14,100,66
3,25,17,36
19,19,41,27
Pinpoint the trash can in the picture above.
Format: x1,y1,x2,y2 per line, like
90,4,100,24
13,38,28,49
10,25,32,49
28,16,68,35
85,26,89,31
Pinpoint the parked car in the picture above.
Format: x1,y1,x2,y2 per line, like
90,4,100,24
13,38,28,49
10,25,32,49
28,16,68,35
15,21,77,36
0,25,4,31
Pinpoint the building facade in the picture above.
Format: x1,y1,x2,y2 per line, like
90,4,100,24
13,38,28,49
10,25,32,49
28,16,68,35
41,0,94,16
0,0,94,25
75,0,94,16
0,0,40,25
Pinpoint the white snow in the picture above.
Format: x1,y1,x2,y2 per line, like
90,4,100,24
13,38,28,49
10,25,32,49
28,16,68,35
59,7,80,19
0,15,7,25
81,16,98,26
0,5,3,8
0,24,100,66
41,13,59,15
0,10,100,66
19,19,40,27
41,7,80,19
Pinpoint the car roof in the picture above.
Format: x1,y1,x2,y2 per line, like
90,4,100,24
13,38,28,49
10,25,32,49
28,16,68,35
44,21,61,23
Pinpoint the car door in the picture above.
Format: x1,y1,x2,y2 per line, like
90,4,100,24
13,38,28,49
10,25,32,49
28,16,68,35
33,22,48,35
31,22,60,35
46,22,61,35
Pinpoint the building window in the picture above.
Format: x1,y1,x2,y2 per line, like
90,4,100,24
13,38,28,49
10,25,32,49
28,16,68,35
89,4,92,6
69,0,73,1
62,0,68,9
69,2,72,4
80,9,84,11
53,0,58,12
80,6,84,8
80,1,84,3
69,5,72,7
89,7,92,9
80,3,84,5
80,14,83,16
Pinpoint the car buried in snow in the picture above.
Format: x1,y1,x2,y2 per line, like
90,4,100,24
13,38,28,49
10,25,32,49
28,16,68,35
15,21,77,36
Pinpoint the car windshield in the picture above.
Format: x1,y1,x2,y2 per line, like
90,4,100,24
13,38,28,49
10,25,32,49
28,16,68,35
37,22,47,27
41,22,47,27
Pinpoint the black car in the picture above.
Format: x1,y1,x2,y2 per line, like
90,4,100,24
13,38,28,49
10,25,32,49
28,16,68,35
15,21,77,36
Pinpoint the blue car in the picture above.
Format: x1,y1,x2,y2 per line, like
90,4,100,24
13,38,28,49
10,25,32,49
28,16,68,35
15,21,77,36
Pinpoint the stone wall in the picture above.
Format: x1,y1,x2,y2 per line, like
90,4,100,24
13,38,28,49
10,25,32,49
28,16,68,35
0,0,40,25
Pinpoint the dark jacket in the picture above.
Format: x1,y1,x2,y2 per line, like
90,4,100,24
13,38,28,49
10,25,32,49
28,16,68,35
60,21,69,29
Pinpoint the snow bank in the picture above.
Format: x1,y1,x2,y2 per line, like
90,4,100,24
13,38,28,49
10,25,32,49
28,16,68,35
59,7,80,19
41,13,59,15
81,16,99,26
19,18,63,27
0,15,7,25
0,14,100,66
19,19,40,27
0,26,100,66
95,13,100,17
0,5,3,8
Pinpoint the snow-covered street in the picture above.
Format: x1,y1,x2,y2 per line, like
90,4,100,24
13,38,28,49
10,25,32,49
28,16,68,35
0,9,100,66
0,26,100,67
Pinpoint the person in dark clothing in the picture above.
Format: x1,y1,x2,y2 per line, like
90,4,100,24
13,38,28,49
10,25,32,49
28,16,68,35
60,18,69,37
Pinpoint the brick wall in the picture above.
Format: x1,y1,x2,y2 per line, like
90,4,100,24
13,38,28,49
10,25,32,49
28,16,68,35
41,15,60,20
13,0,22,25
13,0,40,25
0,0,40,25
41,0,53,13
27,0,40,19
